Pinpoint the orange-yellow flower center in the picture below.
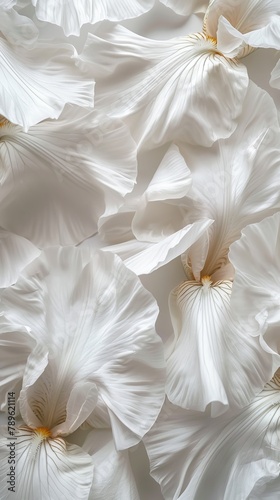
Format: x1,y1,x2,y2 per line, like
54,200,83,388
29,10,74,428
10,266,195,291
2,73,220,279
34,427,52,439
201,275,213,288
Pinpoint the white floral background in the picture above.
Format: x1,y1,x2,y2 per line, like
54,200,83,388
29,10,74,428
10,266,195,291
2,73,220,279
1,1,280,499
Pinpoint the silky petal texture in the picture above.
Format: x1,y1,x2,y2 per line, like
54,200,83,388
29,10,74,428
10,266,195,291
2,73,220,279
132,145,194,242
32,0,155,36
0,248,165,449
166,278,273,415
0,38,94,130
84,429,140,500
82,26,248,148
229,212,280,356
0,320,35,411
216,14,280,58
0,7,38,47
270,57,280,89
0,0,15,8
0,107,137,246
144,373,280,500
159,0,208,16
0,427,93,500
0,229,40,287
205,0,280,39
178,82,280,280
103,219,213,276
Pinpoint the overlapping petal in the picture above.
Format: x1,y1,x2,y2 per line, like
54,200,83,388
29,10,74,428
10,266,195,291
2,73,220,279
0,426,94,500
178,82,280,281
0,4,38,47
166,276,273,415
0,38,94,130
84,429,140,500
205,0,280,57
30,0,154,36
82,25,248,148
132,145,194,242
0,247,165,449
229,212,280,357
159,0,208,16
270,58,280,89
144,371,280,500
0,107,137,246
0,229,40,287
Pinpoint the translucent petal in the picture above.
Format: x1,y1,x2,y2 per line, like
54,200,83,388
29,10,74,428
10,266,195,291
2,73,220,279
229,212,280,356
0,107,137,246
166,277,272,414
82,26,248,148
205,0,280,39
178,82,280,279
132,144,194,242
159,0,208,16
32,0,155,36
0,38,94,130
145,373,280,500
0,248,165,449
84,429,140,500
123,220,213,275
0,229,40,287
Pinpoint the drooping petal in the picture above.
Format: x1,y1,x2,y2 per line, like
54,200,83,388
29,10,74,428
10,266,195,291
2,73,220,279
0,107,137,246
84,429,140,500
82,25,248,148
144,372,280,500
166,276,273,415
0,229,40,287
0,247,165,449
160,0,208,16
31,0,155,36
0,38,94,130
229,212,280,357
178,81,280,280
0,426,93,500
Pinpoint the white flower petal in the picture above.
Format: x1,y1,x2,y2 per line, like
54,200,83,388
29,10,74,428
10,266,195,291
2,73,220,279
82,25,248,148
0,229,40,287
216,14,280,58
0,427,93,500
179,81,280,279
132,144,194,242
84,429,140,500
144,373,280,500
270,58,280,89
32,0,154,36
123,220,213,275
166,276,272,415
0,107,137,246
0,0,15,9
0,39,94,130
159,0,208,16
0,320,35,411
229,212,280,357
0,7,38,47
205,0,280,41
0,247,165,449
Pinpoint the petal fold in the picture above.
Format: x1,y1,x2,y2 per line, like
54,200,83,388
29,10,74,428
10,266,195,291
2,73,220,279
82,26,248,148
